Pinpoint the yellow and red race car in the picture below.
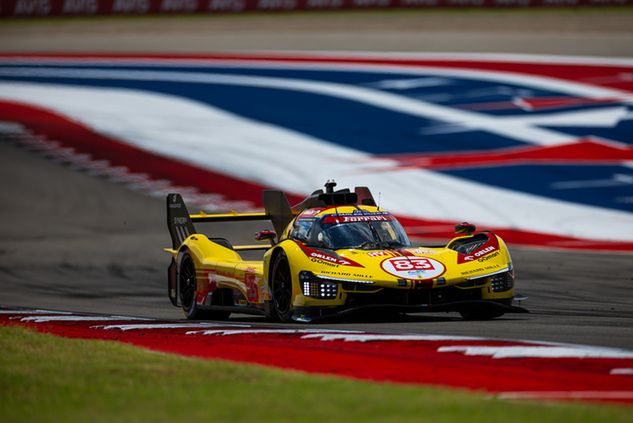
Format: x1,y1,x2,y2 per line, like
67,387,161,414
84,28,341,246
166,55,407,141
165,181,526,322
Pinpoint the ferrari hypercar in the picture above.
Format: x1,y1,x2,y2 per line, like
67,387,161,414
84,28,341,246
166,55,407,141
165,181,527,322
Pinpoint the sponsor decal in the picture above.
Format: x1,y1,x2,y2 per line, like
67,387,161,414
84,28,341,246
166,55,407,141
62,0,98,13
207,271,217,292
195,273,208,306
342,215,390,223
161,0,198,11
14,0,51,15
367,251,389,257
353,0,390,6
245,268,259,303
406,248,438,255
297,242,364,267
494,0,530,4
306,0,343,7
318,270,373,280
381,256,445,280
401,0,437,4
322,211,394,224
112,0,150,13
460,264,503,276
207,0,245,10
257,0,297,8
478,250,500,262
461,267,485,276
298,208,324,218
458,236,500,264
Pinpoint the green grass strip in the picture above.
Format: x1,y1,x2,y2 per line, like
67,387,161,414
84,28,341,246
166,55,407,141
0,325,630,423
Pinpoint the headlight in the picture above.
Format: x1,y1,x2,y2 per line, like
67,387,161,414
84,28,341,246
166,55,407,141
299,271,338,299
490,271,514,292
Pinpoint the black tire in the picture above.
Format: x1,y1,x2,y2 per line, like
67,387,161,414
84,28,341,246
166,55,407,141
179,252,230,321
459,305,504,321
270,251,294,322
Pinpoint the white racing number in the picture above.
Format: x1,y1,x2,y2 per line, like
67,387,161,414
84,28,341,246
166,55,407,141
381,257,445,280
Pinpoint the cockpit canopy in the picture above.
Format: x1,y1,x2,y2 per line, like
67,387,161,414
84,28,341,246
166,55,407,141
290,209,411,250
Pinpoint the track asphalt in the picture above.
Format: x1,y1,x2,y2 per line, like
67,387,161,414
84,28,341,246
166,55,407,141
2,141,632,349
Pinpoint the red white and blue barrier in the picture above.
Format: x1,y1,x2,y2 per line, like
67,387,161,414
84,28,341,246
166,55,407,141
0,52,631,250
2,0,632,17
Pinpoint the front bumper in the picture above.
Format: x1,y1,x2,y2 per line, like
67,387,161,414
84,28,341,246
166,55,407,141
293,269,524,322
293,298,527,322
292,279,526,322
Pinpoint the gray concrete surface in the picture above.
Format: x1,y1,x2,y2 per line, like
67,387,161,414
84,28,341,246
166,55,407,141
2,140,632,349
1,9,632,56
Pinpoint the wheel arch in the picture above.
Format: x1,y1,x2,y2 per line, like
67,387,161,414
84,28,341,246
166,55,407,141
267,246,287,289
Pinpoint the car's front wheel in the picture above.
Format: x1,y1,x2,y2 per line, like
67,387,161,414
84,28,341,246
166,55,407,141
271,251,294,322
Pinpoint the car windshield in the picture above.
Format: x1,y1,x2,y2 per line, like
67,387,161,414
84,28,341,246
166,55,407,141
314,214,411,250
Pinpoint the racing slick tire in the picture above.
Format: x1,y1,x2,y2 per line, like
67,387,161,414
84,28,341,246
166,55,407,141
270,251,294,323
179,252,230,321
459,305,504,321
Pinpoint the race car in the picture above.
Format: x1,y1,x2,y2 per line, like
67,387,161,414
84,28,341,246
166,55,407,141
165,181,527,322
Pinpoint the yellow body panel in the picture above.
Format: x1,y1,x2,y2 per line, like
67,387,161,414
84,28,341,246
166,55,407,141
273,237,514,309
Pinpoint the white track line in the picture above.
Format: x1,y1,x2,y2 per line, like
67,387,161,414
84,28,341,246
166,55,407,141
95,323,251,331
438,345,633,359
611,368,633,375
301,333,482,342
18,315,152,323
186,329,362,336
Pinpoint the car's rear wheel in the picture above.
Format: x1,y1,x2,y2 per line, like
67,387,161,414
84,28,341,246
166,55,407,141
179,252,230,320
271,251,294,322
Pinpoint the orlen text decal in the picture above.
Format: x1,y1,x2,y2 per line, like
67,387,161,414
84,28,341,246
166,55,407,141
297,242,364,267
457,235,500,264
381,257,445,280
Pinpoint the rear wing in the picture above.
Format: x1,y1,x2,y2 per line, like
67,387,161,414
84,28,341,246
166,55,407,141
166,191,293,250
166,193,197,250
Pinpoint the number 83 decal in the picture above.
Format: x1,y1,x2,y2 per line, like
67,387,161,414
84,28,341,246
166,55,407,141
381,257,446,280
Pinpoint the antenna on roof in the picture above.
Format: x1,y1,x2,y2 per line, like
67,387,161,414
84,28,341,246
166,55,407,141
325,179,337,194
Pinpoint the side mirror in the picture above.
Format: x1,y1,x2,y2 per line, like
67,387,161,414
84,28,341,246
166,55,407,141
255,230,276,242
455,222,476,235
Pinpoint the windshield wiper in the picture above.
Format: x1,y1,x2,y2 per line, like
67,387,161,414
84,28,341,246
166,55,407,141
354,241,376,250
